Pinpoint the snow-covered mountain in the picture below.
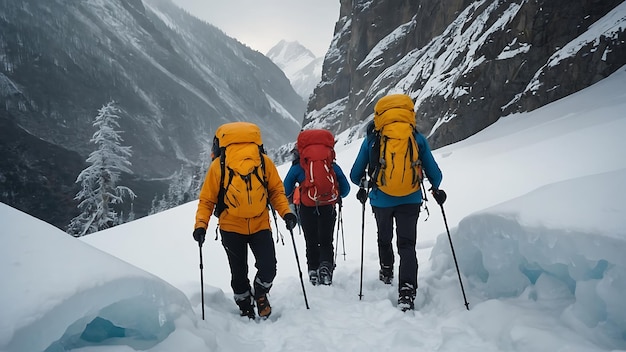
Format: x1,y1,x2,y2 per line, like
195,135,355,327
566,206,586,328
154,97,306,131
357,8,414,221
0,0,305,228
267,40,323,101
306,0,626,149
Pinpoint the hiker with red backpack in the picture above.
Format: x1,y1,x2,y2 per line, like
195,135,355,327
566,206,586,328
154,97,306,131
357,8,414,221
350,94,445,312
193,122,298,319
283,129,350,286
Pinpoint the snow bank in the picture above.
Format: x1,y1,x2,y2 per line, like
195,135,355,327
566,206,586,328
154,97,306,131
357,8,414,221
431,169,626,349
0,203,196,352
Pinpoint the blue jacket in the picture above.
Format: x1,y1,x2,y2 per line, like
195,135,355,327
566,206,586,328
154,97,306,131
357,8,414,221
350,131,442,208
284,163,351,200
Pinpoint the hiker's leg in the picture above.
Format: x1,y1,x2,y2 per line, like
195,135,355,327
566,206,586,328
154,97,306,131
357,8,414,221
394,203,420,290
317,205,337,284
221,229,251,296
317,204,337,267
299,205,320,271
249,229,277,295
372,205,395,268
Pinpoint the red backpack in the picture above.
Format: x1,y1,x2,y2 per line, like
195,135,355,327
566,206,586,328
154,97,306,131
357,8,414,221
297,129,340,207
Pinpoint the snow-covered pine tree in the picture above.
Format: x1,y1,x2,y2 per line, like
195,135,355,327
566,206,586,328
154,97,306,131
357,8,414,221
67,101,136,237
149,138,212,215
148,165,195,214
191,138,213,196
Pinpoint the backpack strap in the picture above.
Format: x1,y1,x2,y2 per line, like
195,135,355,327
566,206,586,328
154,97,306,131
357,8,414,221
379,131,389,187
258,147,283,244
367,131,381,192
407,133,421,186
257,146,270,208
214,148,227,217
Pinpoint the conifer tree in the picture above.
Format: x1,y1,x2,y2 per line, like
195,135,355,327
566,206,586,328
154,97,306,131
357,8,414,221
67,101,136,236
192,138,213,196
149,139,212,214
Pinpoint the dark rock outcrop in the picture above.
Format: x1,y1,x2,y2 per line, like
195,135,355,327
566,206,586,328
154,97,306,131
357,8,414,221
306,0,626,149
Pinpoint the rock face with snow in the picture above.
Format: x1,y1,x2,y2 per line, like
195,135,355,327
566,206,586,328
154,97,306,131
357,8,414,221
305,0,626,148
0,0,305,228
267,40,323,101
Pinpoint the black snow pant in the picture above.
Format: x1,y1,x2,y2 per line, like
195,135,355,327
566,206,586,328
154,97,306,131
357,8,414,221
220,229,276,299
298,204,337,272
372,203,421,291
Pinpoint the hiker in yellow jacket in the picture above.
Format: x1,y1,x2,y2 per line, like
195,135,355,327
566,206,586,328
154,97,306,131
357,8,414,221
193,122,297,319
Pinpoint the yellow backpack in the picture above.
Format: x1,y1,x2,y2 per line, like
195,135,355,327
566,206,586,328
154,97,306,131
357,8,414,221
369,94,422,197
212,122,269,219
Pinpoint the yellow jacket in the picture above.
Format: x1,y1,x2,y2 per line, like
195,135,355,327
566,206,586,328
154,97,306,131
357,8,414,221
194,154,292,235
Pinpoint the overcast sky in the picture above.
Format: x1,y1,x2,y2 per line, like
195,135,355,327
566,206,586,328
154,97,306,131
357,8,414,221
170,0,340,57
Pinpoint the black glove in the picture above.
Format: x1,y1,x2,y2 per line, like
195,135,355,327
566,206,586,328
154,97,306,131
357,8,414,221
193,227,206,245
284,213,298,231
431,189,447,205
356,188,368,204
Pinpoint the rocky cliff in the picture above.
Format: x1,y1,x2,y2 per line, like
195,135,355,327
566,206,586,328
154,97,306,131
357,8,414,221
305,0,626,148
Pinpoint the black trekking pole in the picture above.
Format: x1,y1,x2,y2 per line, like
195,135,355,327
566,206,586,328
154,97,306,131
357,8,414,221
339,200,346,260
334,224,339,264
358,191,366,300
198,242,206,319
439,204,470,310
288,228,310,309
334,200,346,263
295,204,302,236
270,205,285,245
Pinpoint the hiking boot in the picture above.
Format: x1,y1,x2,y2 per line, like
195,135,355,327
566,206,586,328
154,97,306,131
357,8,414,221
235,293,256,319
255,294,271,319
318,261,333,285
398,285,416,312
308,270,319,286
319,266,333,285
379,265,393,285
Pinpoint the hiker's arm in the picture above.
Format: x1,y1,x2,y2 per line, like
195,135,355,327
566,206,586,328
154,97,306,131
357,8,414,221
283,164,302,197
194,160,219,229
265,156,292,217
416,134,442,189
333,164,351,198
350,139,370,185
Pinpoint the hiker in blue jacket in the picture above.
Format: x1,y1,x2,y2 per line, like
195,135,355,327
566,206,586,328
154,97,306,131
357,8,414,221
284,130,351,286
350,93,445,311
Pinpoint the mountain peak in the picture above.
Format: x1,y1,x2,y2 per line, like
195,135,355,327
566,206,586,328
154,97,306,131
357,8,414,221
267,40,321,100
266,40,316,65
